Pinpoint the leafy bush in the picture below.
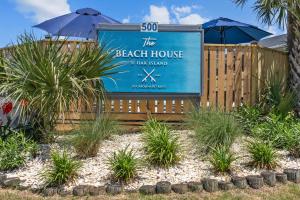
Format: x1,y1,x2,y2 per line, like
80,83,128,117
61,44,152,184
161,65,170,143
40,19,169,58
247,140,278,169
234,105,263,134
108,146,138,183
252,113,300,149
0,133,37,171
42,150,81,186
142,118,181,168
252,113,300,158
281,122,300,158
209,146,236,174
0,33,119,133
71,116,119,158
188,109,241,152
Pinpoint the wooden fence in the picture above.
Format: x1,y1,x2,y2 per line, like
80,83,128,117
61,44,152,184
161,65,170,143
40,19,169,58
0,41,289,129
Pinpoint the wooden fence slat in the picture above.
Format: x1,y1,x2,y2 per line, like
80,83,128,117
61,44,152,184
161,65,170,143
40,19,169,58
122,99,129,113
166,99,173,113
139,100,147,113
218,46,225,110
131,100,137,113
226,47,234,110
148,99,156,113
209,47,216,108
250,45,258,105
201,46,209,107
157,99,164,113
235,46,243,107
243,46,252,105
114,99,120,112
175,99,182,113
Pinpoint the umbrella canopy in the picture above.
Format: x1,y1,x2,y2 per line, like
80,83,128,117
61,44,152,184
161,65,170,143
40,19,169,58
33,8,121,39
202,17,272,44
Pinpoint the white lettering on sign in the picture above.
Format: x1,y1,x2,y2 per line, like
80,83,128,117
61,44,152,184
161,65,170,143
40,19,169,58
114,36,184,59
142,37,157,47
114,50,183,59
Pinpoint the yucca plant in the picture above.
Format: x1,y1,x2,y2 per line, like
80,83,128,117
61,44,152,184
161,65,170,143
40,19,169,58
42,150,81,186
142,119,181,168
71,116,119,158
0,33,119,133
108,146,138,183
247,140,278,170
260,69,296,117
189,108,241,153
209,146,236,174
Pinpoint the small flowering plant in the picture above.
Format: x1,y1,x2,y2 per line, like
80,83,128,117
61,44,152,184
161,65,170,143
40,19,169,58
0,100,14,127
2,102,13,115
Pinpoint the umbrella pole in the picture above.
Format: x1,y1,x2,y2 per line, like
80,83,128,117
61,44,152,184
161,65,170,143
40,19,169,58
221,27,224,44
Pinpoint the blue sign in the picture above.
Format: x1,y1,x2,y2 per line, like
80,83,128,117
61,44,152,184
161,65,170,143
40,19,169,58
98,25,202,95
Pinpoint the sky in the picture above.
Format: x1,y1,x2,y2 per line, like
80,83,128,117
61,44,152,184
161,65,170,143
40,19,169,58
0,0,286,48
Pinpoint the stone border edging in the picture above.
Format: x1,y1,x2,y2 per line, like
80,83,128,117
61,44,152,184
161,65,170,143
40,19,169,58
0,168,298,197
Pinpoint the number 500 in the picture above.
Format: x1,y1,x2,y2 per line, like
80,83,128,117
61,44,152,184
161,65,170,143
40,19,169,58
141,22,158,32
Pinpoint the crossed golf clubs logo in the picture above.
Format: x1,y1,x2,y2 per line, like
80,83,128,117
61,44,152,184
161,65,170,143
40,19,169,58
142,68,156,83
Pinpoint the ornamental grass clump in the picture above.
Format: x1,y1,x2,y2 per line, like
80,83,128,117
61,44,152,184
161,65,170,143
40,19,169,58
71,116,119,158
42,150,81,187
0,133,37,171
108,146,138,183
142,118,181,168
188,108,241,153
247,140,278,170
209,146,236,174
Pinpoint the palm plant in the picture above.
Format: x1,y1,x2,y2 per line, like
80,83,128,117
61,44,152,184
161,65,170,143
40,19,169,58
0,33,119,133
233,0,300,109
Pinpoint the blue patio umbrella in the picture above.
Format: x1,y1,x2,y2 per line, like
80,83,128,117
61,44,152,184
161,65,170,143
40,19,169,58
33,8,121,39
202,17,272,44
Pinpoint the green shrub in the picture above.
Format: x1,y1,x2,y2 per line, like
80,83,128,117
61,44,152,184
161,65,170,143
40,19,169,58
209,146,236,174
71,116,119,158
247,140,278,169
108,146,138,183
42,150,81,186
252,113,299,149
142,119,181,168
189,109,241,152
234,105,263,134
0,133,37,171
285,123,300,158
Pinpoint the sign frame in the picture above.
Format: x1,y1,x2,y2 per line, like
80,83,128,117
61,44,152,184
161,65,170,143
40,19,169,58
97,24,204,99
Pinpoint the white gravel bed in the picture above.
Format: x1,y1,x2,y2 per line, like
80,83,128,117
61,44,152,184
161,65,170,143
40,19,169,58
4,130,300,191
